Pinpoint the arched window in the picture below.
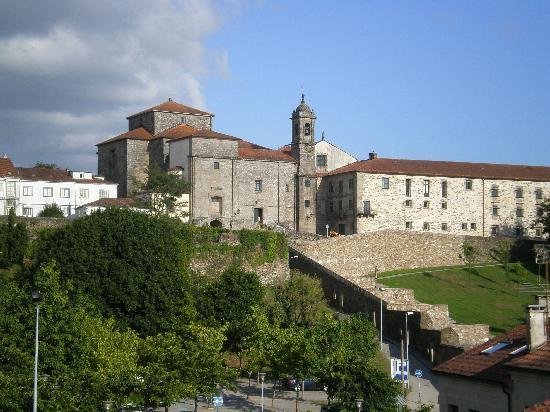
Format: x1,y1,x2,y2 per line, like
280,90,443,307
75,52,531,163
304,123,311,136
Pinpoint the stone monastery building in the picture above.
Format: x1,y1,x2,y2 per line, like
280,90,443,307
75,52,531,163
97,97,550,238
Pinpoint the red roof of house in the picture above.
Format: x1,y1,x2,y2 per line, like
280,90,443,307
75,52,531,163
0,156,17,176
82,198,137,208
238,140,295,162
525,399,550,412
433,321,550,384
127,100,212,118
97,127,153,146
330,158,550,182
161,125,240,141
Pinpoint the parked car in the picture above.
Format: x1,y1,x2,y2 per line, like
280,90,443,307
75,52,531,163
283,377,319,391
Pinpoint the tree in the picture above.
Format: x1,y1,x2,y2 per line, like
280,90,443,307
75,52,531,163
0,207,29,267
490,238,514,278
461,241,478,285
34,161,57,169
38,203,64,218
534,199,550,238
266,270,330,328
34,208,195,335
310,314,399,411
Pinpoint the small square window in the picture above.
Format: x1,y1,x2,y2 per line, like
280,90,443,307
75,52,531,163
465,179,473,190
491,225,499,236
60,188,70,198
99,189,109,198
515,187,523,198
214,161,219,169
441,201,447,209
535,228,542,237
43,187,53,197
23,186,33,196
423,222,430,231
23,207,33,217
491,185,499,197
441,223,448,231
535,189,543,200
461,223,468,230
471,223,477,230
363,200,371,215
255,180,262,192
423,200,430,208
492,206,499,216
316,154,327,167
516,207,524,217
405,221,412,229
80,188,89,198
405,199,412,207
382,177,389,189
441,181,448,198
304,179,311,187
305,200,310,208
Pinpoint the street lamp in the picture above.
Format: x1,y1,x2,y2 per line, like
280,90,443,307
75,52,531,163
405,311,414,365
378,287,386,350
355,398,363,412
325,224,329,237
294,383,300,412
32,290,42,412
259,372,266,412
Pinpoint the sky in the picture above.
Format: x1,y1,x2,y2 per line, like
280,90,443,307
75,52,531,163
1,0,549,173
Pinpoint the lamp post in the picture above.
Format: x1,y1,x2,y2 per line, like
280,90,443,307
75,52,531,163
405,311,414,365
294,383,300,412
259,372,266,412
32,290,42,412
325,224,329,237
355,398,363,412
378,287,386,351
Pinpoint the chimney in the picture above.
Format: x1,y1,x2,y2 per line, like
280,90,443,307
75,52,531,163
527,305,547,352
368,151,378,160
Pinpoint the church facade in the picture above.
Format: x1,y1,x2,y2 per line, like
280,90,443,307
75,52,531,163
97,97,549,237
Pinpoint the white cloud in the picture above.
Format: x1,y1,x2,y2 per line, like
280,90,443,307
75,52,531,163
0,0,231,172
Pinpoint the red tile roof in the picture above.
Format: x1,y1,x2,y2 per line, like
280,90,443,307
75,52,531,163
161,125,239,141
82,198,137,208
330,158,550,182
433,324,527,384
0,156,17,177
238,140,295,162
97,127,153,146
525,399,550,412
506,342,550,373
127,100,212,118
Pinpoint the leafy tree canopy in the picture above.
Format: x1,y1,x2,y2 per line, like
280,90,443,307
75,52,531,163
34,161,57,169
534,199,550,238
0,207,29,267
38,203,64,218
34,208,195,335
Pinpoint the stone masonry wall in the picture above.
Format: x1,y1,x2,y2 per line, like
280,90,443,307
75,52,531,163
97,140,127,197
126,139,149,196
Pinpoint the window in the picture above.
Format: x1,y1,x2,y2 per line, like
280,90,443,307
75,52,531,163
423,180,430,197
348,179,353,190
423,200,430,208
80,188,89,198
99,189,109,198
304,200,310,208
338,199,342,211
363,201,371,215
304,179,311,187
441,201,447,209
316,154,327,167
6,182,15,197
461,223,468,230
405,179,411,197
255,180,262,192
535,228,542,237
465,179,473,190
441,181,448,198
491,185,499,197
338,180,343,193
304,123,311,135
492,205,499,216
382,177,389,189
537,207,544,217
516,207,524,217
23,207,33,217
213,161,219,169
515,226,523,236
405,199,412,207
471,223,477,230
515,187,523,199
60,188,70,198
491,225,499,236
329,201,334,212
43,187,53,197
329,182,334,193
348,199,353,209
441,223,448,231
535,188,543,200
23,186,33,196
423,222,430,231
405,221,412,229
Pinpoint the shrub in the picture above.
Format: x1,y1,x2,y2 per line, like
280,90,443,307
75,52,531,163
38,203,64,218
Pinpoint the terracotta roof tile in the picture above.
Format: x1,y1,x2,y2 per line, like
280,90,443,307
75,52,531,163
82,198,136,208
128,100,212,118
238,140,295,162
0,157,17,177
433,324,528,384
330,158,550,182
525,399,550,412
505,342,550,372
97,127,153,146
161,126,239,141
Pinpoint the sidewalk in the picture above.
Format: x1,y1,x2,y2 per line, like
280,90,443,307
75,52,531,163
169,378,327,412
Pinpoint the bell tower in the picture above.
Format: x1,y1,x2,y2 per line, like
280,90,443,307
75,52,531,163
291,94,317,233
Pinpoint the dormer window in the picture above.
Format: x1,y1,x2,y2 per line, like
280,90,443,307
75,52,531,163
304,123,311,136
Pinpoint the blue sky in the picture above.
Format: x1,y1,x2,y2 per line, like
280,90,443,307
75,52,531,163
0,0,548,171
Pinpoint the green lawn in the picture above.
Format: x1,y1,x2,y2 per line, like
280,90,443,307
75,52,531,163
379,263,545,334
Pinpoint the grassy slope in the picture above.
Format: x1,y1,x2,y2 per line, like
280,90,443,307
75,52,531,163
379,264,545,334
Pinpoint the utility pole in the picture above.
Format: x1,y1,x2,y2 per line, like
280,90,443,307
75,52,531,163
400,333,405,395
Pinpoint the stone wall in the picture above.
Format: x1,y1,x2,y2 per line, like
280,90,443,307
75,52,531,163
126,140,150,196
181,114,212,130
97,140,127,197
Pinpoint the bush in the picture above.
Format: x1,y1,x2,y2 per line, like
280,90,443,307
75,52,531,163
0,208,29,267
38,203,64,218
238,229,287,264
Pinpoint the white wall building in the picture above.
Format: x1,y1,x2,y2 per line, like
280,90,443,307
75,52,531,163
0,156,117,217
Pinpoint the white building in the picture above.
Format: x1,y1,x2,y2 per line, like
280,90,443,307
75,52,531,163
0,156,117,217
